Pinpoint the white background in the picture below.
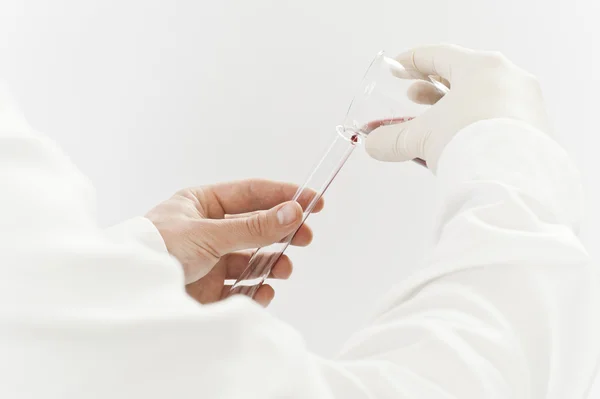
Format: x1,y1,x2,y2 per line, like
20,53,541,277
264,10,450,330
1,0,599,395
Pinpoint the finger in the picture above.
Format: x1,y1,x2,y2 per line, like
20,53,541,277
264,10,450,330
224,252,293,280
430,75,451,89
365,119,425,162
220,284,275,307
290,223,313,246
362,117,415,134
389,58,429,80
224,202,324,220
253,284,275,307
197,179,324,217
186,281,219,305
199,201,304,254
396,44,474,81
407,80,446,105
270,257,294,279
222,216,314,246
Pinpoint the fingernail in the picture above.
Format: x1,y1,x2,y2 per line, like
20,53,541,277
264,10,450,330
277,203,298,225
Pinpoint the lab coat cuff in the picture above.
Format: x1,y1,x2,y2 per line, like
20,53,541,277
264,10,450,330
436,118,584,230
438,118,552,170
105,217,169,254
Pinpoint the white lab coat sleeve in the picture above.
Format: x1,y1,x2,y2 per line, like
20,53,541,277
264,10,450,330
105,217,169,254
325,119,599,399
1,79,597,399
0,92,333,398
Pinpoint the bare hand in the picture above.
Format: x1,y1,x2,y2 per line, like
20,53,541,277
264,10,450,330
146,179,324,306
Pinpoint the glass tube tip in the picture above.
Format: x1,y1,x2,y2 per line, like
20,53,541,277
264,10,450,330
335,125,363,144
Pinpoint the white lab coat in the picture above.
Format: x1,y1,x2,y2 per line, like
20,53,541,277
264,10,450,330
0,85,598,398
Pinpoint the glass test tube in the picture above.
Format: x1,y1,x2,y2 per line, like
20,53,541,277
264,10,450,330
226,126,360,299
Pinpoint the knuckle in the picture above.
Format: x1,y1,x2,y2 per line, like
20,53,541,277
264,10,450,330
245,178,262,190
245,177,271,204
245,214,268,237
441,43,475,61
246,177,269,191
175,186,206,206
391,125,415,160
174,187,194,199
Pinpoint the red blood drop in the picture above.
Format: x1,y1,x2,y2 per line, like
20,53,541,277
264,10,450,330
351,134,358,143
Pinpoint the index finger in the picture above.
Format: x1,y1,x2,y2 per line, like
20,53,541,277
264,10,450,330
199,179,325,218
395,44,474,81
363,117,414,134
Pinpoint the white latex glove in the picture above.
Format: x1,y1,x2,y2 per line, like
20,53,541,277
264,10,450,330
365,44,551,171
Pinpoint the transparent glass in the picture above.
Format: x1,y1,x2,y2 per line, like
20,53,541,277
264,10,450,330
226,50,442,299
226,134,358,298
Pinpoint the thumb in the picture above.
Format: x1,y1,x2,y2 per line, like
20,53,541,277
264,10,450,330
208,201,303,254
365,119,427,162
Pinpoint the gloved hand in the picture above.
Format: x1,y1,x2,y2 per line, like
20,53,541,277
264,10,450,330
146,179,323,306
365,44,551,172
